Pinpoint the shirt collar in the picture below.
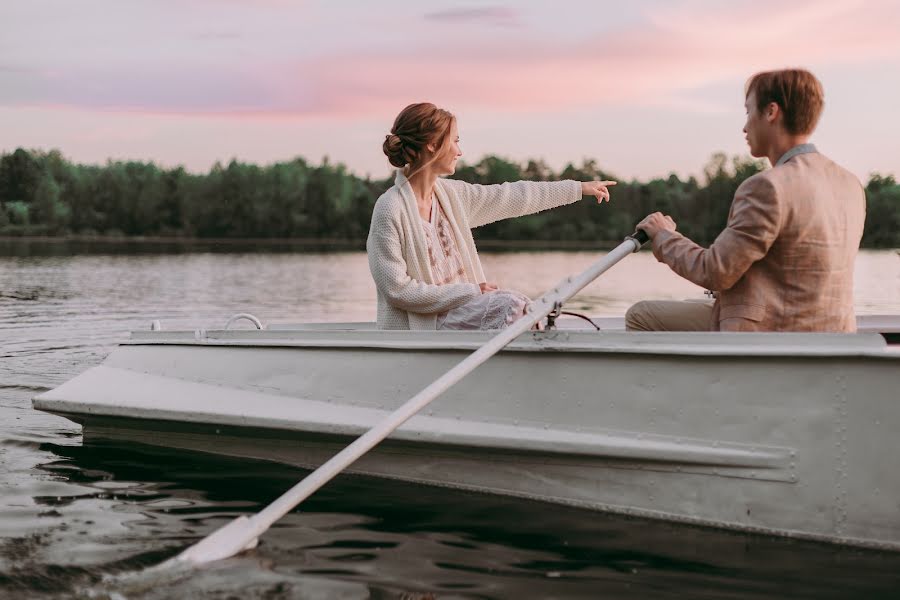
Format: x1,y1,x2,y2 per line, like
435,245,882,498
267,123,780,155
775,143,817,167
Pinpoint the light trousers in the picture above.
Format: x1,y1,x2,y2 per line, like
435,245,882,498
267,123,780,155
625,299,715,332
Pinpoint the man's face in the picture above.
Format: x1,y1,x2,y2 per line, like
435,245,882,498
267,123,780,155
743,91,766,158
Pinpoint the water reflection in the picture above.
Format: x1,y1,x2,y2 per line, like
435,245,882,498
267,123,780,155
0,238,364,257
4,440,897,599
1,245,899,598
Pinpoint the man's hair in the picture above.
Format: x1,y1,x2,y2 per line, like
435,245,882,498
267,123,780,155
745,69,825,135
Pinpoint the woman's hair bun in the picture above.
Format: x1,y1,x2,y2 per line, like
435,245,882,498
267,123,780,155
383,133,408,168
383,103,454,170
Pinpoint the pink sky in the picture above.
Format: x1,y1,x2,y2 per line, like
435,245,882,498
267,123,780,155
1,0,899,181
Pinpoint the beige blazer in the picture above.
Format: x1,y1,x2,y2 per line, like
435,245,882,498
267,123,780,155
651,149,866,332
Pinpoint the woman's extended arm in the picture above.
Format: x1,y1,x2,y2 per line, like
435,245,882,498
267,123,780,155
446,179,614,228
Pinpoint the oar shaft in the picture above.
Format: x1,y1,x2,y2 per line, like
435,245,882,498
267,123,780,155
251,236,641,531
175,234,645,564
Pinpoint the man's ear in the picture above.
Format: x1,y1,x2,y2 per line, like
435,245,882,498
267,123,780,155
765,102,781,124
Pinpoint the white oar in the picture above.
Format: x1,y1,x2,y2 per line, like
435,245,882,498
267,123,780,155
168,230,649,566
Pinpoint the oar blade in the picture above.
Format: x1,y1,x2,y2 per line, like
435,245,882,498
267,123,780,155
172,515,260,565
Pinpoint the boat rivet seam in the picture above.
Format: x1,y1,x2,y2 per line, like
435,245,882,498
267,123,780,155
833,371,849,535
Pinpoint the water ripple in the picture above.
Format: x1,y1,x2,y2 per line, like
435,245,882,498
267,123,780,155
1,248,899,599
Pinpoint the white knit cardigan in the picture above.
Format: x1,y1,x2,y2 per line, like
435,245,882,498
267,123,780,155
367,170,582,330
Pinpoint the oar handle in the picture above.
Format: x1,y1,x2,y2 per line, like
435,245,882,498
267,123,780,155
628,228,650,248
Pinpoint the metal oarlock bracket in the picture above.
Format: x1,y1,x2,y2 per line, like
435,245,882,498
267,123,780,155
545,301,563,330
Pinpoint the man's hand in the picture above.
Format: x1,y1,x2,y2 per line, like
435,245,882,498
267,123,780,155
581,180,617,203
636,212,677,239
479,282,499,293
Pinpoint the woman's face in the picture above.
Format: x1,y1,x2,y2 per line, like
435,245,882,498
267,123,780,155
434,120,462,175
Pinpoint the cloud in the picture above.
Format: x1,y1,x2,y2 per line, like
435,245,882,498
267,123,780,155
2,0,899,119
424,6,521,27
289,0,900,116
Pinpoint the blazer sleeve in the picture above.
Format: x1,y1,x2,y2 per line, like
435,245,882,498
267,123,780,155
651,175,783,291
446,179,582,228
367,226,481,314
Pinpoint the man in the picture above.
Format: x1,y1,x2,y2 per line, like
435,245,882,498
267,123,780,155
627,68,866,333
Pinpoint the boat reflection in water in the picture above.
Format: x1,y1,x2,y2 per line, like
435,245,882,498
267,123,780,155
36,436,900,599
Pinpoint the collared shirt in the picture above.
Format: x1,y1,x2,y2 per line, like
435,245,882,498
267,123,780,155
775,143,817,167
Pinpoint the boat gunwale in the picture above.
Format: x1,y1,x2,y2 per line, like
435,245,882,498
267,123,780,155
120,330,897,359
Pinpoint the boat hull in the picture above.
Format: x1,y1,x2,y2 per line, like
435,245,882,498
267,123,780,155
34,328,900,550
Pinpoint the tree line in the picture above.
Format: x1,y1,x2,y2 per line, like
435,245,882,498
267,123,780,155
0,148,897,247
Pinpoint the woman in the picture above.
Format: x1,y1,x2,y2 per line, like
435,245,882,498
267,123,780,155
367,102,616,330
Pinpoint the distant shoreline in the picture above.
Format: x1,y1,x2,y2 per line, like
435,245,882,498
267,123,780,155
0,234,364,246
0,235,627,251
2,235,897,253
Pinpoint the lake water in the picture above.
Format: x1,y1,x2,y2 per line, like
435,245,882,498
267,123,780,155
2,244,899,599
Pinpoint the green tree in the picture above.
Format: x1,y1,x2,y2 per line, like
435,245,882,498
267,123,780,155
0,147,894,248
31,173,70,232
863,174,900,247
0,148,42,205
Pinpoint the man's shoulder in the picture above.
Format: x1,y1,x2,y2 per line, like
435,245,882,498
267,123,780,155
735,170,778,199
773,153,863,192
810,153,863,190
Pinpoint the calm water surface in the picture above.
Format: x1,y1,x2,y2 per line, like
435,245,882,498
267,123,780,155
2,244,899,599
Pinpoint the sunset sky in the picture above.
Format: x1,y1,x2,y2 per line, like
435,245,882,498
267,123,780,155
2,0,899,182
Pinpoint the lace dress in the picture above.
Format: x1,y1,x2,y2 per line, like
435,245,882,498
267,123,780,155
421,203,530,330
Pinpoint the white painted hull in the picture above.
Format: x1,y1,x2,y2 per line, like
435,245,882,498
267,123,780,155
33,320,900,550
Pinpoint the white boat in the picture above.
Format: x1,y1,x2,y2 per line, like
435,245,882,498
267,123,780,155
33,313,900,551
